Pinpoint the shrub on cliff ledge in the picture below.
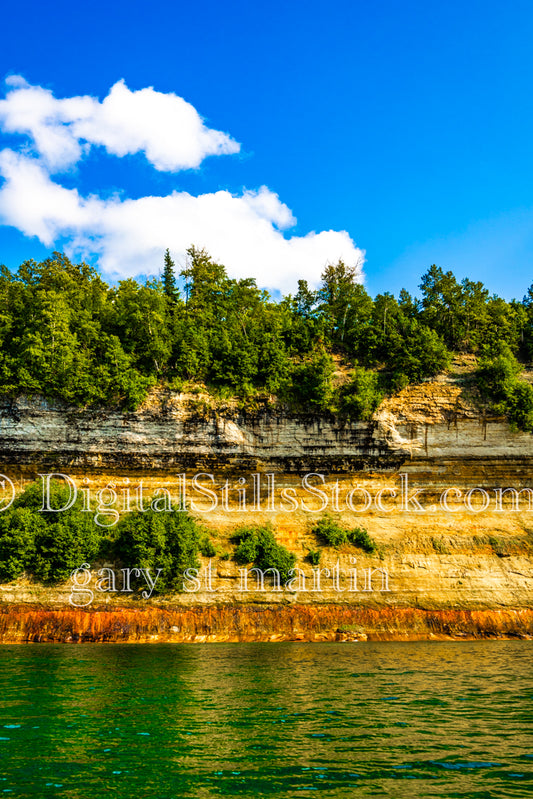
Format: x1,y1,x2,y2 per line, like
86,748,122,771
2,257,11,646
477,343,533,432
0,479,209,591
115,509,201,592
0,480,102,584
313,515,376,553
312,515,346,548
340,365,383,420
0,507,42,582
232,524,296,582
348,526,377,553
288,350,335,411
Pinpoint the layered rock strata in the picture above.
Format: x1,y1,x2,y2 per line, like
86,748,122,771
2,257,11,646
0,383,532,640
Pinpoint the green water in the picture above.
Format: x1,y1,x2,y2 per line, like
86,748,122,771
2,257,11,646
0,642,531,798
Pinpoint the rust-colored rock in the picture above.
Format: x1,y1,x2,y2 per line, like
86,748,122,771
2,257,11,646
0,605,531,643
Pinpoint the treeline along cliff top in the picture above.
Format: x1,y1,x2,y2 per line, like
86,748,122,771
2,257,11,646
0,246,532,430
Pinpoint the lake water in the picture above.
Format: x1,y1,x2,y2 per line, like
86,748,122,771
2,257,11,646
0,641,531,797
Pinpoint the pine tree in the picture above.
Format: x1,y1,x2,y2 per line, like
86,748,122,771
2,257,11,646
162,249,178,303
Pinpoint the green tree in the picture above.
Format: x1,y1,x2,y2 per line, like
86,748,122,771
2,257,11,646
289,349,335,410
317,259,371,351
110,279,171,376
162,249,179,304
341,365,383,420
521,284,533,360
477,343,533,432
0,507,42,582
2,480,103,585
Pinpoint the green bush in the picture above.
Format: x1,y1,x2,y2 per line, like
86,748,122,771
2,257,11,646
391,320,451,383
340,365,383,420
347,527,376,553
33,512,102,584
232,524,296,582
507,381,533,432
477,342,521,402
312,515,375,553
289,350,334,410
0,507,42,582
14,478,75,512
0,480,102,584
305,548,321,566
312,515,347,547
0,479,208,591
477,343,533,432
199,533,216,558
114,509,201,593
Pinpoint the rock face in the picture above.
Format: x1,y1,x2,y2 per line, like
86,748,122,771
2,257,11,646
0,383,532,469
0,383,532,640
0,605,531,643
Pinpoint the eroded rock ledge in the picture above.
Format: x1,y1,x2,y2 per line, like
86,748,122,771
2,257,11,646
0,384,531,471
0,605,531,643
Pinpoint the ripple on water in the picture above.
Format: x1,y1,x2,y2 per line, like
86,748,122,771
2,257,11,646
0,641,531,797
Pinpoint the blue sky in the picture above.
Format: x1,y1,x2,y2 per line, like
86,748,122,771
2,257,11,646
1,0,533,299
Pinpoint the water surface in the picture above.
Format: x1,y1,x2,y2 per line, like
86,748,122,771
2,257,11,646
0,642,531,797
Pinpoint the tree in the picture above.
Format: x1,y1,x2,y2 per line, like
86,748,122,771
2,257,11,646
110,279,172,376
289,349,335,410
232,524,296,582
341,365,383,420
115,509,201,593
181,245,228,308
317,259,369,349
294,279,318,318
162,249,179,304
521,284,533,360
477,342,533,432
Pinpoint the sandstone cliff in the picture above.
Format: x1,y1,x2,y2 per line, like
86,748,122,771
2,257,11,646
0,379,532,641
0,381,531,469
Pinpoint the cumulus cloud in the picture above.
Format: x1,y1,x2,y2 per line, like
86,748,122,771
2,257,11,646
0,76,240,171
0,150,92,242
0,78,364,293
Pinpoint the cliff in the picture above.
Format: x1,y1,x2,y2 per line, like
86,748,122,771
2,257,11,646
0,378,532,641
1,381,532,470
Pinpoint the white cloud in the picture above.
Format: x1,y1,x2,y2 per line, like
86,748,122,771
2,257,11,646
0,78,364,293
0,150,92,242
0,77,239,172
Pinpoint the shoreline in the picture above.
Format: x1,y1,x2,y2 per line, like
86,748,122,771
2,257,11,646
0,604,531,643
